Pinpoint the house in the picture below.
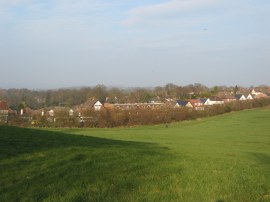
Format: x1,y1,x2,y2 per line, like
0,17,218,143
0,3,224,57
251,88,269,99
235,94,246,101
69,109,74,116
200,98,212,106
0,101,9,123
49,109,54,116
209,96,224,105
217,92,237,103
81,98,103,111
93,101,102,111
73,98,103,118
251,89,258,95
222,95,236,103
245,93,254,100
112,102,164,110
189,99,204,110
175,100,193,108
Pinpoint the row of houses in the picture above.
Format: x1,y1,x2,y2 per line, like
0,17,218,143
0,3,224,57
0,89,269,123
175,97,226,110
82,90,267,112
175,91,268,110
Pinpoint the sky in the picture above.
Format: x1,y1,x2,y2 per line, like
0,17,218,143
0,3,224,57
0,0,270,89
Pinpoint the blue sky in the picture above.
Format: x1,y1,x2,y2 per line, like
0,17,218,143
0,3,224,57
0,0,269,89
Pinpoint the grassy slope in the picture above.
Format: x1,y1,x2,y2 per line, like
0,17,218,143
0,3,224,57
1,107,270,202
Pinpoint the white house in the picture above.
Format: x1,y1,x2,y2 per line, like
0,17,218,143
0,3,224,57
175,100,193,108
69,109,74,116
251,89,259,95
251,89,268,99
93,101,102,111
49,109,54,116
246,94,254,100
235,94,246,101
209,97,224,105
200,98,212,106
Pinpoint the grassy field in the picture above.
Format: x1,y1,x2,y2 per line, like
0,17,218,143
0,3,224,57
1,107,270,202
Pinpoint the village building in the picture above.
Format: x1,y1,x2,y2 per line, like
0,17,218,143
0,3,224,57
235,94,246,101
200,98,212,106
251,89,268,99
93,101,102,111
209,96,224,105
245,93,254,100
220,95,236,103
77,98,104,112
112,102,165,110
175,100,193,108
189,99,205,110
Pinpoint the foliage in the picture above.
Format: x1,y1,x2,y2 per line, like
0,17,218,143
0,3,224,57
0,83,220,109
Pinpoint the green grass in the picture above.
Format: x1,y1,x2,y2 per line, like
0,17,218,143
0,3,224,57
1,107,270,202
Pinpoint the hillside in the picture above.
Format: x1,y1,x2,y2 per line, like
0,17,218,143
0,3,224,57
1,107,270,201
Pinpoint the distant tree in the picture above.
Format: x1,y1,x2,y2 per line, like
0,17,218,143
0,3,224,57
107,87,125,103
19,101,27,110
165,83,178,97
233,85,239,95
211,86,219,95
129,88,153,103
92,85,107,103
154,86,166,99
200,93,211,98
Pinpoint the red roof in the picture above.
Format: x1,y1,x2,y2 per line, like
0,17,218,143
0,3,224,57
189,99,203,106
189,99,202,103
0,101,9,110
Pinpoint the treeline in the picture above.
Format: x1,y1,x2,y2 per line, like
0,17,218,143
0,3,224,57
1,83,238,110
9,98,270,128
